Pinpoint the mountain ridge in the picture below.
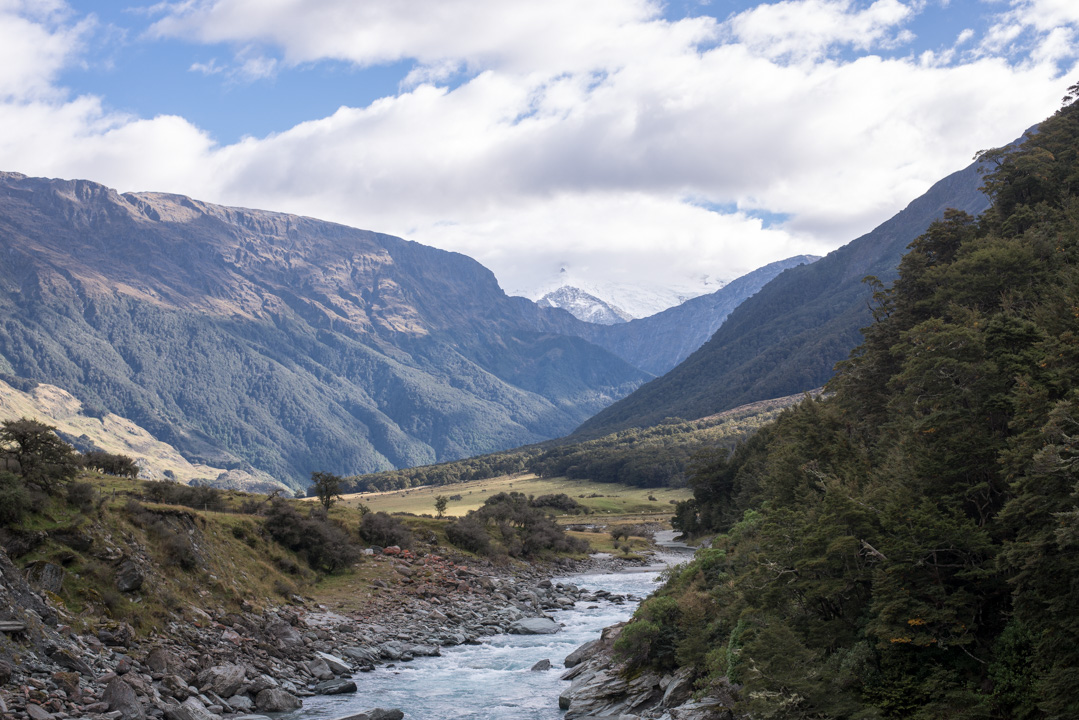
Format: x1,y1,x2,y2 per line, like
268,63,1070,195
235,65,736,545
574,153,994,436
0,172,647,487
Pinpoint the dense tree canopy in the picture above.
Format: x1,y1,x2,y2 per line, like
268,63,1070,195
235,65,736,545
620,95,1079,719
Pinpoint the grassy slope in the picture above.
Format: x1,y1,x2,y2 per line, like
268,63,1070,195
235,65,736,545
337,473,691,518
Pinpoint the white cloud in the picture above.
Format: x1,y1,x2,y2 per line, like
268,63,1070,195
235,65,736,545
0,0,91,101
724,0,918,62
0,0,1077,304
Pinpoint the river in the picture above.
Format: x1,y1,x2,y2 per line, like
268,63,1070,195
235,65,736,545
289,538,693,720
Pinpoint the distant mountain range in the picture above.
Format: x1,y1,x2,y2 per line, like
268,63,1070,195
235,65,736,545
0,173,652,488
574,154,993,437
0,172,810,489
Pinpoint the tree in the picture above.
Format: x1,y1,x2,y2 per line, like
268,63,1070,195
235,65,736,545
310,471,343,512
0,418,80,493
434,495,449,519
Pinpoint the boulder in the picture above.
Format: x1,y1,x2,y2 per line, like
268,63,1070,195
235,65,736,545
564,639,601,668
25,704,52,720
314,678,358,695
25,561,65,595
115,560,145,593
531,659,552,671
47,646,93,675
314,650,350,674
145,647,185,677
178,698,218,720
227,695,255,712
197,663,247,698
508,617,560,635
255,688,302,712
337,711,404,720
103,676,146,720
303,658,334,681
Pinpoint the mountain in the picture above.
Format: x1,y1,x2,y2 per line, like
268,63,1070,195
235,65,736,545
0,172,647,488
574,154,993,436
521,266,727,319
571,255,819,376
536,286,633,325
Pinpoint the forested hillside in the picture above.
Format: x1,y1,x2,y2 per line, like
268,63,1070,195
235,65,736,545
0,176,645,488
335,393,807,494
614,95,1079,718
575,151,993,437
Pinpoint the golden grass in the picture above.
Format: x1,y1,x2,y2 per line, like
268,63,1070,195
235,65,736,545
336,473,690,519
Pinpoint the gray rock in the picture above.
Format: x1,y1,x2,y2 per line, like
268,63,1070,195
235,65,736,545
303,658,334,681
314,650,350,674
115,560,144,593
507,617,560,635
341,646,380,664
668,699,732,720
25,704,53,720
314,678,357,695
145,647,185,677
336,711,405,720
254,688,302,712
103,676,147,720
531,659,552,671
197,664,246,698
25,561,65,595
564,639,601,667
48,646,94,675
227,695,255,712
179,698,218,720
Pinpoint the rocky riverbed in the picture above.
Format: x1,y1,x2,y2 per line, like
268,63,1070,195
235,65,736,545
0,544,651,720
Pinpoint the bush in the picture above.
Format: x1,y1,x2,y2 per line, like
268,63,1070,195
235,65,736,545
66,481,97,513
81,451,139,479
446,515,492,555
0,471,30,526
358,512,414,549
531,493,587,514
143,482,229,512
263,498,358,572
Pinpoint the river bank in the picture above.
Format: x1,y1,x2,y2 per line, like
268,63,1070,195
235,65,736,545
0,543,658,720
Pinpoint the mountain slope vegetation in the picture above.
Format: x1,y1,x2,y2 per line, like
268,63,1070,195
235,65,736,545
0,175,646,488
575,155,993,437
614,97,1079,719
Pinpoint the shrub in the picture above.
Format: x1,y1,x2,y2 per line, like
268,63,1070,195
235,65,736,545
0,471,30,526
358,512,414,549
66,481,97,513
446,515,492,555
81,451,139,479
263,498,358,572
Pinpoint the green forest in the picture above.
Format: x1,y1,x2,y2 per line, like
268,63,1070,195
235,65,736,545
613,92,1079,718
334,395,799,493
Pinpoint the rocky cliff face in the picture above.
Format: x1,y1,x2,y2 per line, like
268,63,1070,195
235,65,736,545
0,172,645,487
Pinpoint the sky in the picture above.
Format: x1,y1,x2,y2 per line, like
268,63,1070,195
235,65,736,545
0,0,1077,312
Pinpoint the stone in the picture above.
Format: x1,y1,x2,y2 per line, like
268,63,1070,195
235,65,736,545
226,695,254,712
115,561,145,593
162,674,193,701
508,617,560,635
103,676,147,720
337,711,404,720
254,688,301,712
26,561,65,595
197,664,247,699
314,650,350,674
531,659,552,671
179,698,218,720
144,648,183,677
564,639,601,668
314,678,357,695
48,646,94,675
26,704,53,720
303,658,334,681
